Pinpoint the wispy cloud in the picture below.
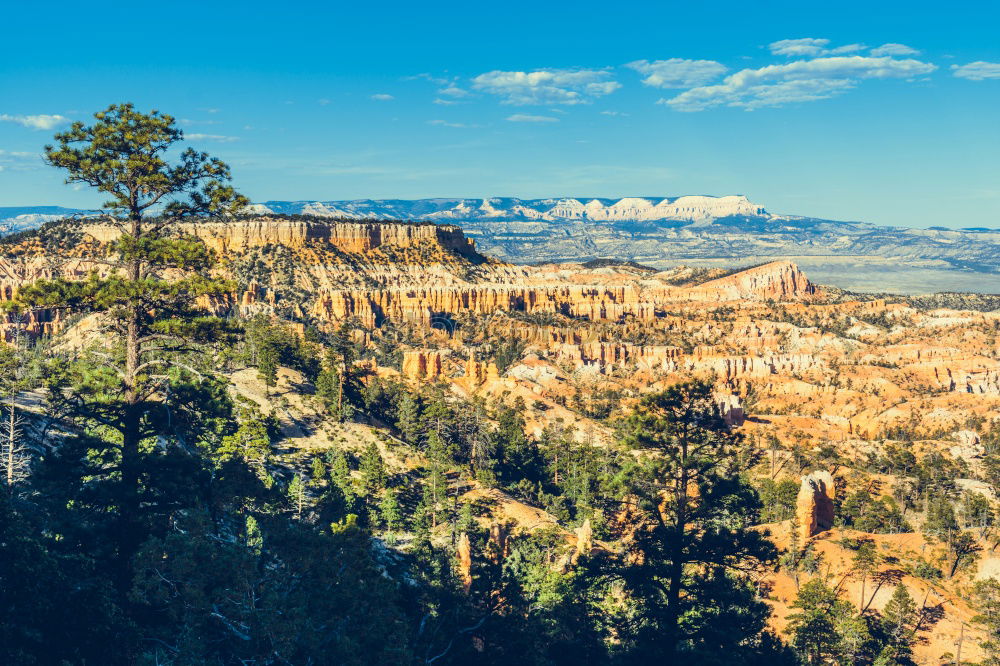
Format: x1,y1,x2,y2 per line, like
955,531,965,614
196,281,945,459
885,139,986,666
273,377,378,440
600,110,630,117
438,85,471,98
428,119,481,128
473,69,620,105
179,118,221,127
0,149,41,171
664,55,937,111
952,61,1000,80
870,43,920,56
627,58,727,88
506,114,560,123
370,93,395,101
406,73,451,85
185,133,240,143
0,113,69,130
768,38,865,57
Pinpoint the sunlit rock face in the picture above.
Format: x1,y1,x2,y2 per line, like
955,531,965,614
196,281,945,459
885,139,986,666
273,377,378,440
796,471,836,542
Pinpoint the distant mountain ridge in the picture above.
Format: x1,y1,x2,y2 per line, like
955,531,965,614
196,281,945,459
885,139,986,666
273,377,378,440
4,197,1000,292
247,195,768,223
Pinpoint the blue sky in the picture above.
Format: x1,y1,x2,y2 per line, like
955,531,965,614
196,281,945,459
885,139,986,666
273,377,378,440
1,0,999,228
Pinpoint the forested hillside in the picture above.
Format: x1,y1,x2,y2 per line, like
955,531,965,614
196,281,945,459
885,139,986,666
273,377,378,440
4,105,1000,666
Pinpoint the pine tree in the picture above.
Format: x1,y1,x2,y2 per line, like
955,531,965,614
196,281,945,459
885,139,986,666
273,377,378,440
426,430,450,528
0,332,33,492
288,473,306,519
853,539,880,610
16,103,246,594
327,447,355,503
360,442,387,497
310,455,328,486
878,584,917,665
396,391,421,444
787,578,853,664
380,489,402,532
217,418,272,480
973,579,1000,666
613,380,779,661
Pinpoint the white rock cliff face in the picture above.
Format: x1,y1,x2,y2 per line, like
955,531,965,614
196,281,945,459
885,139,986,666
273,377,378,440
253,195,767,223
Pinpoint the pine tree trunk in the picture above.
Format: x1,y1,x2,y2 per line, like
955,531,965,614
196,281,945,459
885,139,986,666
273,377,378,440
5,398,15,488
118,212,144,596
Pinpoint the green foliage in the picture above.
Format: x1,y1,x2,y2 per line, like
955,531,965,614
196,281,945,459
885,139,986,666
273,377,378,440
309,455,327,485
380,489,403,532
607,380,781,662
360,441,387,497
216,416,273,477
974,578,1000,665
787,579,856,664
838,483,910,534
757,477,800,523
131,512,410,665
877,585,917,665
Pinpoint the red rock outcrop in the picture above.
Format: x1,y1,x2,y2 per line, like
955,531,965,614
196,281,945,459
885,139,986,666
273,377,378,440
457,533,473,593
401,350,444,382
796,471,836,542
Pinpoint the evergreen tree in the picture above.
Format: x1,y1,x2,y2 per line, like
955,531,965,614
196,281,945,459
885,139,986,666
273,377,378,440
974,578,1000,666
787,578,853,664
380,489,402,532
878,584,917,665
217,417,273,480
396,390,421,444
853,539,880,611
327,446,356,505
17,103,247,595
287,473,306,519
425,430,450,528
360,441,387,497
309,455,327,486
611,380,780,662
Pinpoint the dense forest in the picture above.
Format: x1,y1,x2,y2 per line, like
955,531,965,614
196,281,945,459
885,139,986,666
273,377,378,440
3,105,1000,665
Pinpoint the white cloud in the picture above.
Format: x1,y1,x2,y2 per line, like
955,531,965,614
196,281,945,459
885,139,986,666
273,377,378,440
370,93,395,101
0,149,40,171
179,118,220,127
627,58,727,88
438,85,471,98
472,69,620,105
870,43,919,56
665,55,937,111
600,110,629,116
952,61,1000,80
506,114,559,123
0,113,69,130
769,38,830,57
185,133,240,143
406,73,451,85
769,38,866,57
428,119,481,128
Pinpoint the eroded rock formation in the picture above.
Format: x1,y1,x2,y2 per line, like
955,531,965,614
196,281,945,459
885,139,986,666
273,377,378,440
401,350,444,382
457,533,472,594
796,471,836,542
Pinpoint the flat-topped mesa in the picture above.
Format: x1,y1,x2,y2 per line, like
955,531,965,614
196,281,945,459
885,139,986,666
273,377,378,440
82,217,480,256
692,260,817,300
